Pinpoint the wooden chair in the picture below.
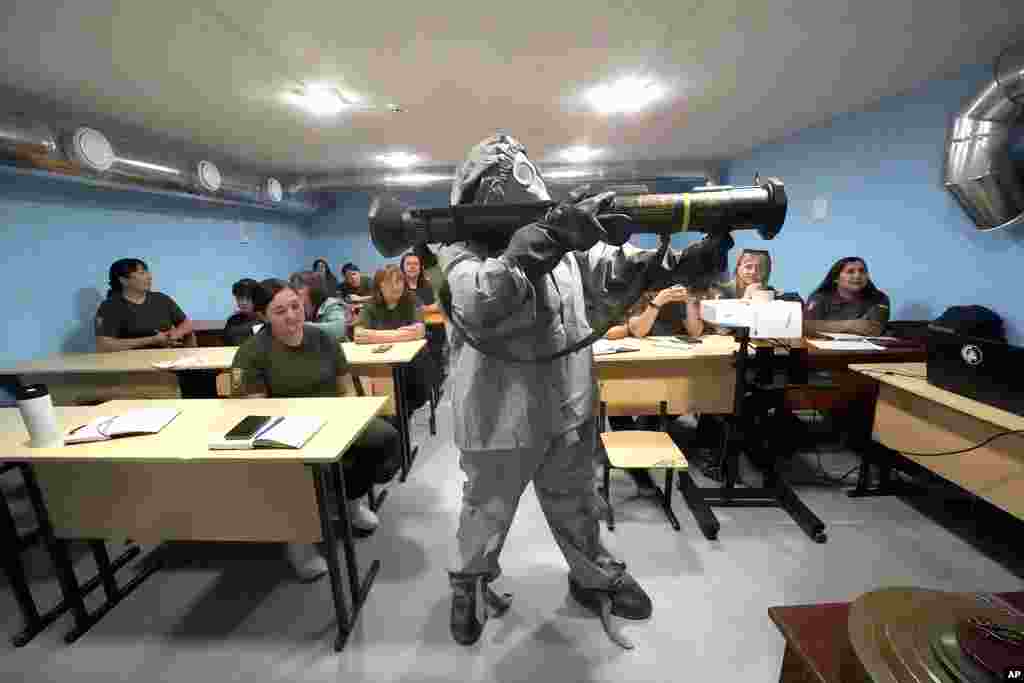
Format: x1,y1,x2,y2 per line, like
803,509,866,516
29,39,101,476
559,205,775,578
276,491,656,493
598,377,688,531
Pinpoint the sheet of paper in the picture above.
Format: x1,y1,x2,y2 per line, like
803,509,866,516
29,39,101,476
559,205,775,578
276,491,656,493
806,339,886,351
818,332,868,341
592,339,641,356
152,356,210,370
256,416,326,449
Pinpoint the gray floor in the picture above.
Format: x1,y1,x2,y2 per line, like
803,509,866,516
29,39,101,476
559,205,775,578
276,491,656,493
2,399,1022,683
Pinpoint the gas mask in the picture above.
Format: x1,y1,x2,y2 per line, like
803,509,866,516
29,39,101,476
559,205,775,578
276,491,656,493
451,134,551,207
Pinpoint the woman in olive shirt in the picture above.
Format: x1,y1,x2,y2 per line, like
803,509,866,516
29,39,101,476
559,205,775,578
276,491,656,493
231,279,401,580
354,266,431,412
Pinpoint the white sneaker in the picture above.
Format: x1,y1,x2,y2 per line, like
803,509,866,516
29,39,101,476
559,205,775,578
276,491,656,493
348,499,380,533
286,543,328,582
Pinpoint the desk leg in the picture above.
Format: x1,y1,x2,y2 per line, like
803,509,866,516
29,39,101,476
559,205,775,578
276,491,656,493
330,463,379,630
21,465,158,644
846,440,925,499
393,364,419,481
1,478,44,646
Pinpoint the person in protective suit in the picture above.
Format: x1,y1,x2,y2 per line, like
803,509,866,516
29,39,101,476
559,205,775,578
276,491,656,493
438,134,733,648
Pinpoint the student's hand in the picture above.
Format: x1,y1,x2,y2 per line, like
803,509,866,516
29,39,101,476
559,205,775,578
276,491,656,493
151,330,173,347
653,285,690,307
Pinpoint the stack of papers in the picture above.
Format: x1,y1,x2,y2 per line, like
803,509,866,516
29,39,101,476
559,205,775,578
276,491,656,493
592,339,642,356
806,339,886,351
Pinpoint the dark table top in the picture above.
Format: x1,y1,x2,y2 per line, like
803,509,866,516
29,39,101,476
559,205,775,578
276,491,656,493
768,591,1024,683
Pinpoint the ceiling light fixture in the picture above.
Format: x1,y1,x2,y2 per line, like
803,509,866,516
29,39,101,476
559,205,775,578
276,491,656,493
281,82,359,117
377,152,422,168
115,158,181,175
545,169,591,180
382,173,451,185
560,146,602,164
585,76,666,114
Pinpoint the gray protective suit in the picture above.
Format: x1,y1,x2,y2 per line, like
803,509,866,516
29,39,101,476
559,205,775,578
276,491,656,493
439,135,729,593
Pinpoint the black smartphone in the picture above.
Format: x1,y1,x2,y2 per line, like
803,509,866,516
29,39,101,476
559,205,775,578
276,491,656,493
675,336,703,344
373,344,393,353
225,415,272,440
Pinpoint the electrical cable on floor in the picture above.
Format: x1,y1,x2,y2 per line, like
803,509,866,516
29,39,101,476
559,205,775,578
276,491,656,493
882,430,1024,457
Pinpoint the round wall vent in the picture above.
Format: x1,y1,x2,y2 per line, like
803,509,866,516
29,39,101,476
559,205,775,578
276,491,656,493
69,127,115,172
196,160,222,192
263,177,283,202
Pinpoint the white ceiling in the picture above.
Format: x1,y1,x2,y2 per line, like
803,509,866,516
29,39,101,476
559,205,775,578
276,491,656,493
1,0,1022,175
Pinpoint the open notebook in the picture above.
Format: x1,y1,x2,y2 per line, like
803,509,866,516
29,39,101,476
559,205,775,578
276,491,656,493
209,416,326,450
65,408,181,444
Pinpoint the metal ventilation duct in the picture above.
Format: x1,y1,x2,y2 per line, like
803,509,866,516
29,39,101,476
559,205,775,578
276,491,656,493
944,43,1024,231
0,112,311,214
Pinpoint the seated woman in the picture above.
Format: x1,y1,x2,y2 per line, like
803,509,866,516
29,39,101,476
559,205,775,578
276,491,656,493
354,265,431,413
804,257,890,337
290,271,348,343
223,278,263,345
339,263,374,304
95,258,194,351
312,258,341,295
602,285,704,495
714,249,774,300
231,279,402,581
400,251,441,314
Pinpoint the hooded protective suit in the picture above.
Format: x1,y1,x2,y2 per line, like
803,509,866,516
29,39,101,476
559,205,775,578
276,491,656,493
438,134,732,646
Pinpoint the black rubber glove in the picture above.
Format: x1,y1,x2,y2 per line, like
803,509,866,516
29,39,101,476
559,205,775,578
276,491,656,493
646,232,736,292
503,186,631,281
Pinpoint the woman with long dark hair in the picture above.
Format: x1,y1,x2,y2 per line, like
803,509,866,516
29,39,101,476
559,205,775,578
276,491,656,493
805,257,890,336
95,258,194,352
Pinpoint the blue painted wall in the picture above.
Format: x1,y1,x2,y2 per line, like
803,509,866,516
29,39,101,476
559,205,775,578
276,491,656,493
724,62,1024,344
0,170,309,380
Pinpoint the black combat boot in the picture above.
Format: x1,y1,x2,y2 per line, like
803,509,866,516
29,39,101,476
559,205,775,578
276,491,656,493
569,572,652,649
449,572,512,645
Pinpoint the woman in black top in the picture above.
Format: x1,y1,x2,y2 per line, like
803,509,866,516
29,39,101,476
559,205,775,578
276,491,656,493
223,278,263,345
312,258,341,295
805,257,891,337
95,258,194,352
400,252,441,314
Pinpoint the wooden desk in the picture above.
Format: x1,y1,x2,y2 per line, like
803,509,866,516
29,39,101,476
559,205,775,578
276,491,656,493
0,397,386,650
343,340,428,480
594,335,739,415
849,362,1024,520
768,591,1024,683
0,347,239,404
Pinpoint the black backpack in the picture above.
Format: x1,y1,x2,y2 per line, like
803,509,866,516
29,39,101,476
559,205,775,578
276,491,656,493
929,305,1006,342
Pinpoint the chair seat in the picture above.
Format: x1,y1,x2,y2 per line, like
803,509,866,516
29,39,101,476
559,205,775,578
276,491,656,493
601,431,688,470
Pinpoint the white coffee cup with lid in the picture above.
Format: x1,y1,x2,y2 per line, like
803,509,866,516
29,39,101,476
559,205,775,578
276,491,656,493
16,384,64,448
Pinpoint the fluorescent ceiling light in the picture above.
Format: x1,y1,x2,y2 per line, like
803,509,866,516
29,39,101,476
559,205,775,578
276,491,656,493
560,146,602,163
116,158,181,175
585,76,666,114
545,169,591,179
377,151,422,168
382,173,451,185
281,82,359,117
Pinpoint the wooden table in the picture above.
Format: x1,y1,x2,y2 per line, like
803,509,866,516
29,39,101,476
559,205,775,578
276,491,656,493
0,341,427,480
0,397,386,650
768,591,1024,683
343,340,428,480
849,362,1024,519
0,347,237,404
595,334,827,542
